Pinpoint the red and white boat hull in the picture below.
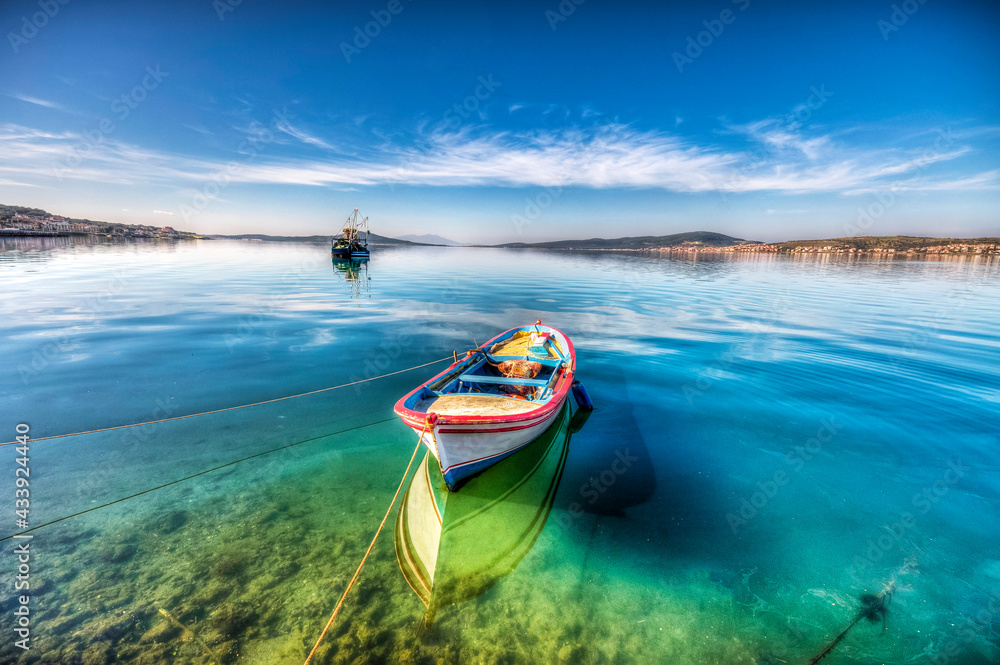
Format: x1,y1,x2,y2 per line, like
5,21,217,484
400,397,567,489
394,322,576,490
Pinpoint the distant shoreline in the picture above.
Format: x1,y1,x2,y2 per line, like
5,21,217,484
495,243,1000,256
3,203,996,255
6,233,998,257
493,233,1000,255
0,229,70,237
205,233,1000,255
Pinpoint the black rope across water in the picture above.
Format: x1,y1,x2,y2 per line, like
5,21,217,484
0,356,451,447
0,417,396,543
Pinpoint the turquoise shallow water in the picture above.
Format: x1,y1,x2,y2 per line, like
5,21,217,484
0,237,998,664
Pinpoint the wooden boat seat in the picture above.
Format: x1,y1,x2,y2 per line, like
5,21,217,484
488,333,566,361
484,350,562,365
414,394,542,416
457,373,549,387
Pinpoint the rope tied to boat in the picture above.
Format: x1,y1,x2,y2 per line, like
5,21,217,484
303,423,427,664
0,355,453,447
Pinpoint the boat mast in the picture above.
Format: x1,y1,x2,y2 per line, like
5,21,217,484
342,208,369,247
342,208,359,243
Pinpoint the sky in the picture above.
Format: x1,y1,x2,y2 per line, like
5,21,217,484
1,0,998,243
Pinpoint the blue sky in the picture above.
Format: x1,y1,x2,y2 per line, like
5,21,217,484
1,0,997,242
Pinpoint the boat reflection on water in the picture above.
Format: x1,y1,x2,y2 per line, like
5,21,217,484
331,258,370,300
395,400,591,624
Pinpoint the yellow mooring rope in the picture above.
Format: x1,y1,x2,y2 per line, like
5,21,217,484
303,423,427,664
1,355,452,447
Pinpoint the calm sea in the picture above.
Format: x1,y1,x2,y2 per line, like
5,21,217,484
1,237,997,664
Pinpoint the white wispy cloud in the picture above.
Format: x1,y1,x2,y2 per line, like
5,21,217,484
0,178,39,187
3,92,70,112
508,102,571,120
182,123,214,136
842,169,1000,195
0,123,221,185
1,119,996,198
734,119,832,160
275,119,335,149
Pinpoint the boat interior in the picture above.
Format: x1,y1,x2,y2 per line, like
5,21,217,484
411,330,570,416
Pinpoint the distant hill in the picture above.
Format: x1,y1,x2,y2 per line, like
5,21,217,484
369,232,432,245
208,232,432,246
398,233,463,246
0,204,49,218
495,231,756,250
770,235,1000,251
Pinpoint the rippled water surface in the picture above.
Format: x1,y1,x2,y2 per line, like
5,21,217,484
1,237,998,664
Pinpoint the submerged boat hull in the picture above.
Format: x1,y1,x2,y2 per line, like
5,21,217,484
395,401,580,615
394,323,576,490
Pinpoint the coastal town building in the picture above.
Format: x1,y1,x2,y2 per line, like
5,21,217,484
0,212,187,238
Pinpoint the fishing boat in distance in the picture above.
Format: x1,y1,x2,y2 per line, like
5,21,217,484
395,399,590,622
394,320,586,491
331,207,370,260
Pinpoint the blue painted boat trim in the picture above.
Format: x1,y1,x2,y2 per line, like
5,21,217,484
442,444,530,490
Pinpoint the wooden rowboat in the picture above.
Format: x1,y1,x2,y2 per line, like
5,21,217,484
394,321,576,491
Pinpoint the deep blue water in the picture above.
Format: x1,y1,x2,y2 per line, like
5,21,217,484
0,237,997,664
